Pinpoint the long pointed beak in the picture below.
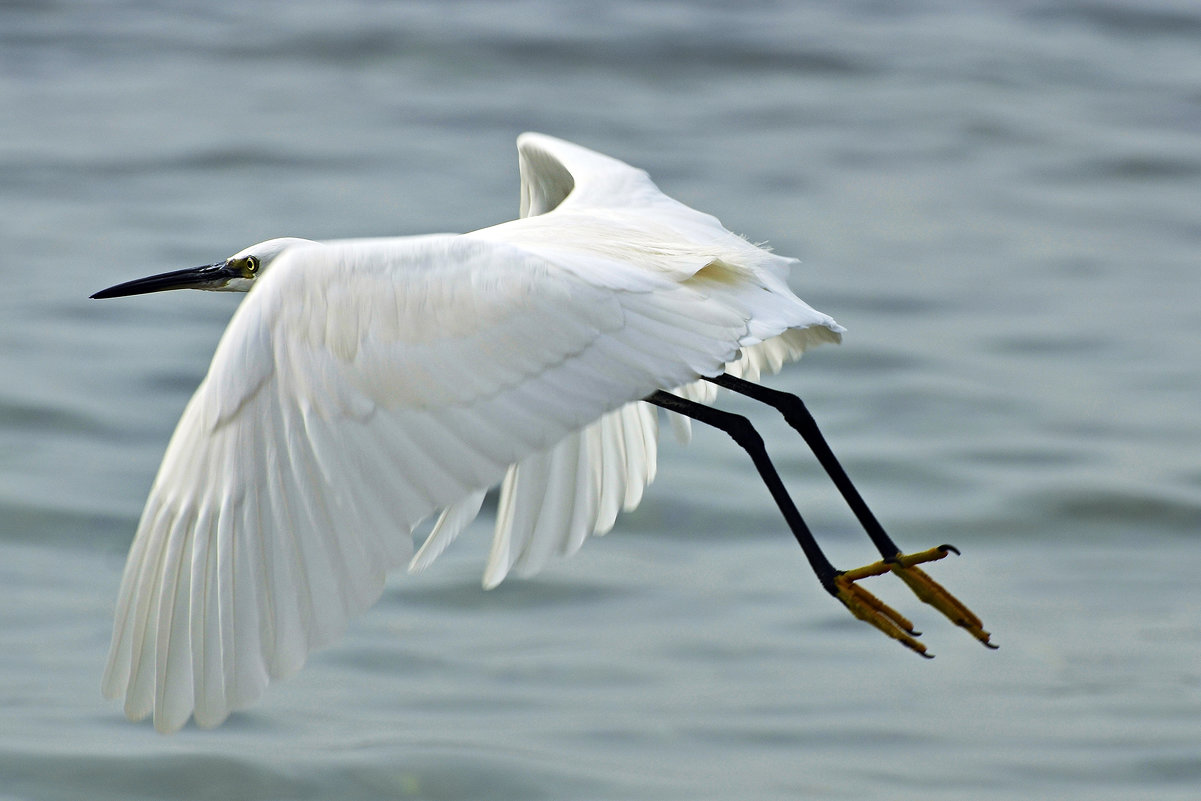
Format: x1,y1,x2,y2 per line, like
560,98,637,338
90,262,240,299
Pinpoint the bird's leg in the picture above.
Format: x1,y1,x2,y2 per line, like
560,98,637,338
703,374,995,650
644,390,932,657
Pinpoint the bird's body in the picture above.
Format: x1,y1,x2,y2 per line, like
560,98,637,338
93,133,991,734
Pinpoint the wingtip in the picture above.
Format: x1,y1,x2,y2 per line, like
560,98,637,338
481,568,505,591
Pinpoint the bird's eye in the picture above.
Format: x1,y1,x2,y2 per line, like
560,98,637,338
233,256,260,278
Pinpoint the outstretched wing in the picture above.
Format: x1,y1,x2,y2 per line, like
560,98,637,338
465,134,842,585
102,232,759,733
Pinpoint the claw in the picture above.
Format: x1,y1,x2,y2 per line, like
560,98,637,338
833,574,932,657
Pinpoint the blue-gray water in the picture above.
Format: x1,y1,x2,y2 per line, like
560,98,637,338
2,1,1199,799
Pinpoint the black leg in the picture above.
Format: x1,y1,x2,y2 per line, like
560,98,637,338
704,373,915,558
644,389,932,655
643,390,840,592
700,373,996,651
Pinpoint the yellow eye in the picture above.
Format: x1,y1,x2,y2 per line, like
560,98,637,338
240,256,260,277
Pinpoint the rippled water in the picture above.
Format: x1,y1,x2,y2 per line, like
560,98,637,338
2,2,1200,799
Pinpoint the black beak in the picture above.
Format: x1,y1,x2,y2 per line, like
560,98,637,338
90,262,240,299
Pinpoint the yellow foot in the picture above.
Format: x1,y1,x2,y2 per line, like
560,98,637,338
835,544,997,654
890,546,997,649
833,574,931,657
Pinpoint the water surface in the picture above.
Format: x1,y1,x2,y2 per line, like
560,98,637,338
2,2,1199,799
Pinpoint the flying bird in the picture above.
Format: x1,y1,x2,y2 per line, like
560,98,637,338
92,133,994,733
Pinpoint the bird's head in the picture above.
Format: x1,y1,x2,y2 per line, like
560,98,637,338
90,237,315,299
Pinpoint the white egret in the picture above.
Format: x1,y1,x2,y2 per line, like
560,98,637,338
92,133,993,733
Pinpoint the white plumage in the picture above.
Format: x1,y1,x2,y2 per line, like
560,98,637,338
97,133,843,732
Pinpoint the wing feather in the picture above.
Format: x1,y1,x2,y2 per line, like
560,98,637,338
478,398,663,587
155,506,196,733
408,489,488,573
513,435,587,578
189,500,224,728
224,491,268,714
